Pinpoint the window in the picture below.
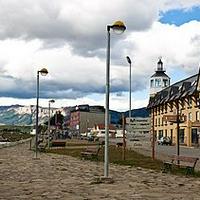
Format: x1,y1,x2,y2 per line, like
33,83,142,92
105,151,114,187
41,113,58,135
163,79,168,87
158,130,163,139
165,104,167,113
155,78,161,87
170,103,173,112
188,97,192,108
165,130,167,137
158,106,160,115
181,100,185,110
150,79,154,87
188,112,192,121
161,105,164,114
196,111,200,121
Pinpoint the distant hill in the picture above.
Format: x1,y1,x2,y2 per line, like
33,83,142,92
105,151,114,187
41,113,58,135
110,107,149,124
0,105,149,126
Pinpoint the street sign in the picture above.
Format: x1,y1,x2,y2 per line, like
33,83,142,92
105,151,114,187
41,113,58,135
163,114,186,123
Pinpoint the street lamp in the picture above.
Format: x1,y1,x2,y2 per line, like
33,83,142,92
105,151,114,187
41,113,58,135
35,68,48,159
126,56,132,135
105,20,126,178
48,99,55,148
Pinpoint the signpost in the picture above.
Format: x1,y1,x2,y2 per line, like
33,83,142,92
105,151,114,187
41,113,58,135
163,113,186,164
163,114,186,123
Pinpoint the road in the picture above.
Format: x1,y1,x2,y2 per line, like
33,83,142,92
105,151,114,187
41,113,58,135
127,135,200,170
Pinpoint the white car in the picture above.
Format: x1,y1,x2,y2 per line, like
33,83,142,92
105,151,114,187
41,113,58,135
157,137,172,145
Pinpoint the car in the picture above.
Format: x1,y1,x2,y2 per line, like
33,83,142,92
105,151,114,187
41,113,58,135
157,137,172,145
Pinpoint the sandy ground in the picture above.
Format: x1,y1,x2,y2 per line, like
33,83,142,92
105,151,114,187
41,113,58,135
1,141,200,200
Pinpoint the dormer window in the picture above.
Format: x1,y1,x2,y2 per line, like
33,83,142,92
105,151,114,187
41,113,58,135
188,97,192,108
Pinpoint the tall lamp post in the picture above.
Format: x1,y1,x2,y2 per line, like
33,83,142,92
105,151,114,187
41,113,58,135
126,56,132,135
35,68,48,159
48,99,55,148
105,21,126,178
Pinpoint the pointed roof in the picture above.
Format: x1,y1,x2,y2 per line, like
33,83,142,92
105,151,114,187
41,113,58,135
147,73,199,109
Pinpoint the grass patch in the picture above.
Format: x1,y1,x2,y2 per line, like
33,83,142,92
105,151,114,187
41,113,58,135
46,144,163,171
45,147,84,157
45,143,200,177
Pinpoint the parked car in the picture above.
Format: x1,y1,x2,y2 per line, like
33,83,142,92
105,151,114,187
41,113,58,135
157,137,172,145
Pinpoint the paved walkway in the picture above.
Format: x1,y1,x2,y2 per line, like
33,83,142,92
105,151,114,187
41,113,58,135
1,142,200,199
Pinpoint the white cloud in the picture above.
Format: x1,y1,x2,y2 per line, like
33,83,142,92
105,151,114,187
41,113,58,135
159,0,200,11
0,1,200,111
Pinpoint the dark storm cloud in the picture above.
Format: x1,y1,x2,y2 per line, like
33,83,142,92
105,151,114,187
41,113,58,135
0,71,147,99
0,0,158,58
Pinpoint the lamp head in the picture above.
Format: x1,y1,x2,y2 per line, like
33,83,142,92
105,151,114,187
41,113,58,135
126,56,131,64
39,68,48,76
49,99,55,103
111,21,126,34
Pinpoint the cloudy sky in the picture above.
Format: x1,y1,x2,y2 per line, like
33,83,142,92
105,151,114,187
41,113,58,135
0,0,200,111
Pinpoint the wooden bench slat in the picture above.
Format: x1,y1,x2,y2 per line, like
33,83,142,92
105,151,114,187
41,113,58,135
81,146,101,159
162,155,199,175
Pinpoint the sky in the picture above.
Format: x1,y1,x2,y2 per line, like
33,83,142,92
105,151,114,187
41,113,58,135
0,0,200,111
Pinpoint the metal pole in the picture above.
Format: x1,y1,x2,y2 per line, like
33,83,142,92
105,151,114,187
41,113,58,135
176,101,180,164
152,108,155,160
48,101,50,148
129,61,131,135
104,26,110,178
122,114,126,160
35,71,39,158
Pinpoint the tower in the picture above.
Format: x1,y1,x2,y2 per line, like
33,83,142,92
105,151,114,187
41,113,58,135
150,58,170,97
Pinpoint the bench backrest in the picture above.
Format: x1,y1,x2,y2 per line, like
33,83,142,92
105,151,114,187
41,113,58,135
171,155,199,166
85,146,101,154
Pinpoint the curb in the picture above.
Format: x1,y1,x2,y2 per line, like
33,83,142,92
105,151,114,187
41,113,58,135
0,137,33,149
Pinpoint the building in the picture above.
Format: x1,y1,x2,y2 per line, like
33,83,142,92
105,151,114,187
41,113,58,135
126,117,151,135
91,124,116,138
70,105,105,134
148,59,200,147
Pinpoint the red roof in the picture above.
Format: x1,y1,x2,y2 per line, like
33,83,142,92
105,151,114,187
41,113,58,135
96,124,116,130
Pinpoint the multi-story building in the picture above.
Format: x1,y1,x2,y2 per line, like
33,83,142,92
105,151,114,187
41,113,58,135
148,59,200,147
70,105,105,134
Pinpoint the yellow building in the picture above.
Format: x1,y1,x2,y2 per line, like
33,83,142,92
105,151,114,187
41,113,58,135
148,59,200,147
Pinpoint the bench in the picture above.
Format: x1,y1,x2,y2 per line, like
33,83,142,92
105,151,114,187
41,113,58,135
81,146,101,160
38,142,47,152
162,155,199,175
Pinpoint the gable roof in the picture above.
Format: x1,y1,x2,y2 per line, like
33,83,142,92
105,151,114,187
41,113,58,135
147,73,199,109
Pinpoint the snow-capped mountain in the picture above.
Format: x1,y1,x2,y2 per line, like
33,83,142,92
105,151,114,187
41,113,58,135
0,105,65,125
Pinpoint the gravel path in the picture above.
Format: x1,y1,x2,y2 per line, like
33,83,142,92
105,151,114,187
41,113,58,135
1,142,200,199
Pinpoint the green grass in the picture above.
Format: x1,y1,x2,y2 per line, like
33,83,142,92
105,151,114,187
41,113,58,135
46,145,163,171
45,142,200,177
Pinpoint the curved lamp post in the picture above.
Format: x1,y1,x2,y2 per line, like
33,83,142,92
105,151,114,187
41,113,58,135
48,99,55,148
126,56,132,135
105,21,126,177
35,68,48,159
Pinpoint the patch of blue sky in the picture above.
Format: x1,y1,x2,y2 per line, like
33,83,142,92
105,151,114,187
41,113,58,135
159,6,200,26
